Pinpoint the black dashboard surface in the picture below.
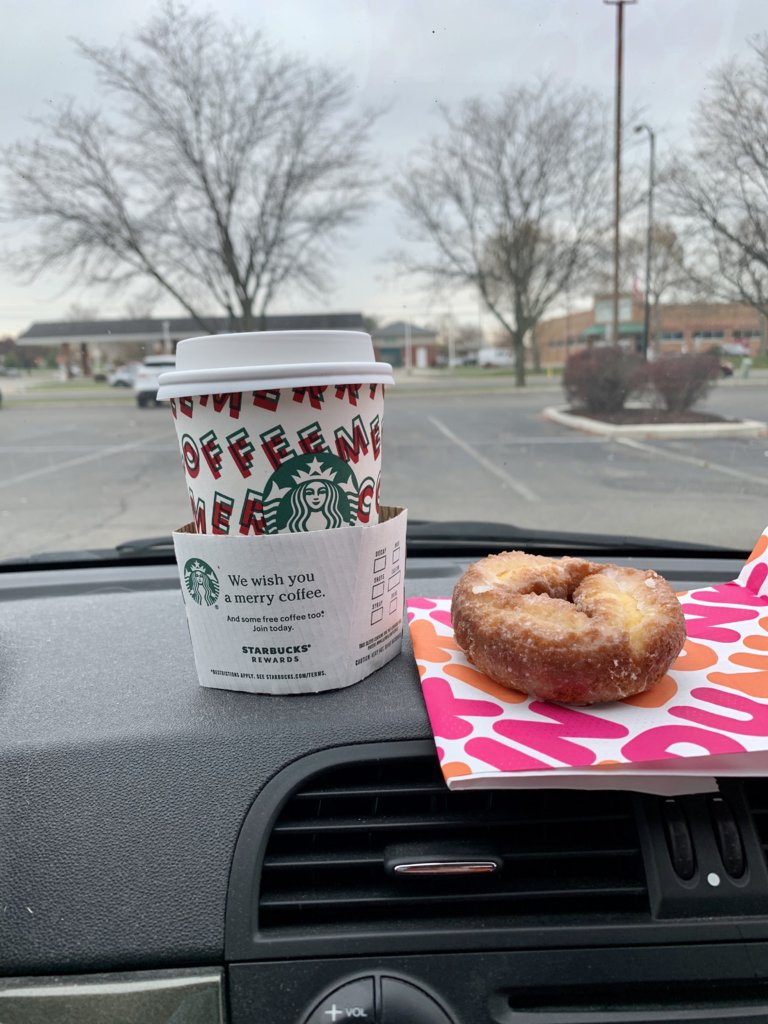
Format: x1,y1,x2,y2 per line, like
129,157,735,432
0,554,745,976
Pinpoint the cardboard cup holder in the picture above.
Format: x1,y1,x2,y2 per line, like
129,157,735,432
173,506,407,694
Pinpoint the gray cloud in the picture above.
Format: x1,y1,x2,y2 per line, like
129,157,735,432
0,0,764,333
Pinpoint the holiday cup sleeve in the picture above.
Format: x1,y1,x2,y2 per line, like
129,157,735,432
408,526,768,795
174,506,407,694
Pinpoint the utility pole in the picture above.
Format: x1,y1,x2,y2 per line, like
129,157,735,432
444,318,456,368
604,0,636,346
634,123,655,360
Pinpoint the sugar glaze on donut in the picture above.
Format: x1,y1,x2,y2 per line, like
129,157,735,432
451,551,686,705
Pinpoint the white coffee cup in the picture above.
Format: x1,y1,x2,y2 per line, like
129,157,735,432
157,331,394,535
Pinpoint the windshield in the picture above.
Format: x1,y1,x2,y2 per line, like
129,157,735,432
1,0,767,560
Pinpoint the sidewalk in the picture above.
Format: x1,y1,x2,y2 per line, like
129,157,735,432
390,369,562,391
391,367,768,388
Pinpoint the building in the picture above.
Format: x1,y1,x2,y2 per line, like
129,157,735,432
535,297,766,368
16,312,367,373
371,321,440,369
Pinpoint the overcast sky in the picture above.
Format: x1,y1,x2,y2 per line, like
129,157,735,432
0,0,765,336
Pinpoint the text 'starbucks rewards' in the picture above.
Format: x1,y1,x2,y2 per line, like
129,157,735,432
157,330,407,695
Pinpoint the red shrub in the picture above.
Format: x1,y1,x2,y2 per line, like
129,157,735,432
563,346,642,414
642,352,721,412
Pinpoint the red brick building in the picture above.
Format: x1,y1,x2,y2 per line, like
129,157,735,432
536,297,766,368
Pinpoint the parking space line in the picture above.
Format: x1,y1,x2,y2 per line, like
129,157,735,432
0,435,170,490
615,436,768,488
428,415,540,502
0,444,176,453
494,436,604,444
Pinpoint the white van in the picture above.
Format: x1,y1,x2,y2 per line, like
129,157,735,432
134,354,176,407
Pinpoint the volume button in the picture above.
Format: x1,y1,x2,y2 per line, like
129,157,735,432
381,978,453,1023
303,977,375,1024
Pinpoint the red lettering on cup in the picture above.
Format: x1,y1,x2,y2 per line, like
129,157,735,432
211,491,234,534
334,414,370,464
334,383,361,405
200,429,223,479
199,393,242,419
292,386,327,409
370,415,381,460
239,490,267,536
297,421,329,455
189,491,206,532
181,434,200,478
357,481,374,523
226,427,255,478
252,390,280,411
260,425,296,470
178,396,194,418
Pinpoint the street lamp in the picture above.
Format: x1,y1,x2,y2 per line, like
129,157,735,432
605,0,637,345
634,122,656,360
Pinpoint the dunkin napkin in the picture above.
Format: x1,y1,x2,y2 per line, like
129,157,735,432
408,527,768,795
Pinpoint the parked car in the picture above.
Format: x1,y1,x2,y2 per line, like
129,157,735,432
722,342,752,356
478,346,514,368
108,363,140,387
134,354,176,407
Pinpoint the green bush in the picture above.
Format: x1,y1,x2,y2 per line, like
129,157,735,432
563,346,642,414
641,352,720,412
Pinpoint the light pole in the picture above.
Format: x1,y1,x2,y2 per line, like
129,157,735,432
634,122,655,360
604,0,636,346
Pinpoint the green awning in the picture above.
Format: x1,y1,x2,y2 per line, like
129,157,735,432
580,322,645,338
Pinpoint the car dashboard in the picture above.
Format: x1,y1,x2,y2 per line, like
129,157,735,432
3,548,768,1024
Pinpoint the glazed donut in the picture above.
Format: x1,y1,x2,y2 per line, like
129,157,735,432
452,551,686,705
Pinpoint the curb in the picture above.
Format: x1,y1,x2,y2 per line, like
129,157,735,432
543,406,768,439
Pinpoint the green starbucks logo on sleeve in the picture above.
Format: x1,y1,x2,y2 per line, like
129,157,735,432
184,558,220,606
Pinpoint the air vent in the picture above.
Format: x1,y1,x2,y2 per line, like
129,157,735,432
739,780,768,864
257,753,648,934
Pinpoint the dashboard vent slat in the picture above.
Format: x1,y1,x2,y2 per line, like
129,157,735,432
257,755,649,934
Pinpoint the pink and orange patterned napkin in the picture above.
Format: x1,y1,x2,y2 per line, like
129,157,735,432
408,527,768,795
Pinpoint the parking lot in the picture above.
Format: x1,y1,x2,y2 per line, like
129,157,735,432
1,378,767,559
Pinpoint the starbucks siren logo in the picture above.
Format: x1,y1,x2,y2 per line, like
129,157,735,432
184,558,220,606
262,452,365,533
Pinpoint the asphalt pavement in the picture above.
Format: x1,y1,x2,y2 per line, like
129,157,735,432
0,378,766,559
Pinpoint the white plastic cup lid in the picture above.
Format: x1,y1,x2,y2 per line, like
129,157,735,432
156,330,394,400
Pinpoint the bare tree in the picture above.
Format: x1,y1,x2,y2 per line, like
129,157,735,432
393,82,611,385
62,303,98,377
65,302,98,323
669,35,768,353
124,285,163,320
3,1,379,332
